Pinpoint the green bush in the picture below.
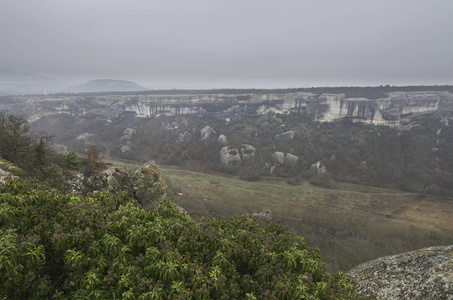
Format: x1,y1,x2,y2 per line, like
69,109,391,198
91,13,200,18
0,179,358,299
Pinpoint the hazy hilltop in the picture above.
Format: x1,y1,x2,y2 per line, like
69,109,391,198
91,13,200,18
0,72,148,95
70,79,148,93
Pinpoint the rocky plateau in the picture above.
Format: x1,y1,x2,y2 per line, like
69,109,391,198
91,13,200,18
1,90,453,127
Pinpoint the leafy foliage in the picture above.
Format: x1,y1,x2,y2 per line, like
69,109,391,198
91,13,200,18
0,179,358,299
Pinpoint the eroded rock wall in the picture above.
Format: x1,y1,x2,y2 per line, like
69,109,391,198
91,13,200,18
2,91,452,127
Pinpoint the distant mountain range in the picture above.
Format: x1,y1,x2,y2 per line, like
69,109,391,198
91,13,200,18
0,71,148,95
70,79,148,93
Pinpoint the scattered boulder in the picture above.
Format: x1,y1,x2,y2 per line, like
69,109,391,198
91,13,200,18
177,131,193,143
122,128,136,140
220,146,241,166
285,153,299,167
131,162,168,207
431,147,439,153
275,130,296,140
200,126,217,143
347,245,453,300
252,209,272,220
240,144,256,162
271,151,285,166
311,161,327,174
217,134,228,146
121,145,131,153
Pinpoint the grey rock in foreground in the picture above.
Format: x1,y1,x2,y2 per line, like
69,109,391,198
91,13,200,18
347,245,453,300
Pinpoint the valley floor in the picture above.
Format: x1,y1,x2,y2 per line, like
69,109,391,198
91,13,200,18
104,156,453,272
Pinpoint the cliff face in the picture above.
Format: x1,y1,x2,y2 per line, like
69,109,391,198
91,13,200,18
2,90,453,127
347,245,453,299
306,91,450,126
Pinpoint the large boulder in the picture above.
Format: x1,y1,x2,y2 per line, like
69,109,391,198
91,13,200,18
217,134,228,146
220,146,241,166
311,161,327,174
347,245,453,299
131,162,167,207
271,151,285,166
285,153,299,167
200,126,217,143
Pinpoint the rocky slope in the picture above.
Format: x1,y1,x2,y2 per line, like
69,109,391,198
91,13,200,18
347,245,453,299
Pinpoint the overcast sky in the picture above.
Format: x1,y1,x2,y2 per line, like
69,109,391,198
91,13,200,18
1,0,452,89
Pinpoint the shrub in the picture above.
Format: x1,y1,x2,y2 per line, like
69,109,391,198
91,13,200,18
0,179,358,299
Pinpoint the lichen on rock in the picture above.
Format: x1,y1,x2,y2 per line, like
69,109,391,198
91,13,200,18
131,161,167,208
347,245,453,299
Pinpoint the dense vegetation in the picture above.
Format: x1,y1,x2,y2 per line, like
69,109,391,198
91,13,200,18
0,180,358,299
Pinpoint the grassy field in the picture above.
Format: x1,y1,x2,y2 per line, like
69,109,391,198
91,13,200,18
102,157,453,272
159,166,453,272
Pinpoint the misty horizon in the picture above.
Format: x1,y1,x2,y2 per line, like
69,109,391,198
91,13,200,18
1,0,452,90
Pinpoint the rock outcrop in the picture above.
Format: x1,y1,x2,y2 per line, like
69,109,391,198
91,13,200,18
271,151,285,166
220,146,241,166
72,161,167,208
4,90,453,127
271,152,299,167
200,126,217,143
217,134,228,146
120,145,131,153
347,245,453,299
83,166,131,195
311,161,327,174
132,162,167,207
122,128,136,140
285,153,299,167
